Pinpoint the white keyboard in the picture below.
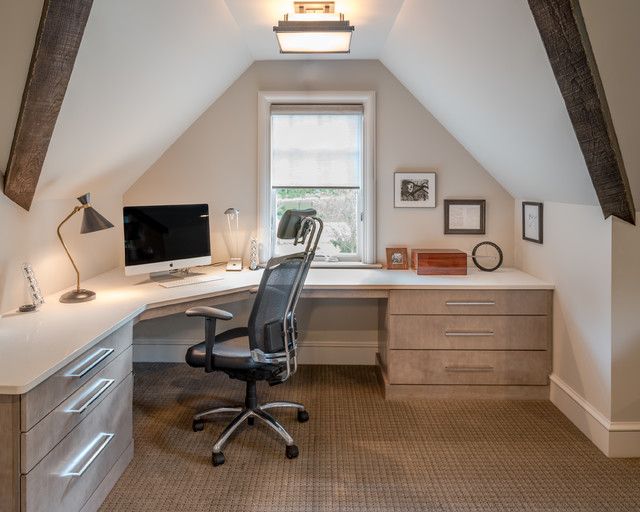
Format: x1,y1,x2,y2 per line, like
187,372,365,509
159,275,224,288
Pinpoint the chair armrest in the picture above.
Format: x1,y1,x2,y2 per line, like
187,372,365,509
186,306,233,321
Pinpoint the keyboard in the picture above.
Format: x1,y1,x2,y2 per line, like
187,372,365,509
159,275,224,288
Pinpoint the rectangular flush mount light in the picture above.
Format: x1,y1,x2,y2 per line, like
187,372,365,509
274,2,355,54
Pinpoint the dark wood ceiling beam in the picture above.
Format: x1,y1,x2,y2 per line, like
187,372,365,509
3,0,94,211
528,0,635,224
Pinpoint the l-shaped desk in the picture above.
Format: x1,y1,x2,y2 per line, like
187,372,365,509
0,266,553,512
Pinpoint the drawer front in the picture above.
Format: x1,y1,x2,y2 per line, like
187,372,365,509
21,322,133,431
21,374,133,512
389,315,550,350
387,350,549,385
389,290,551,316
21,348,132,474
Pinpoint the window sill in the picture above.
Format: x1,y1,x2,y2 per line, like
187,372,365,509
310,262,383,269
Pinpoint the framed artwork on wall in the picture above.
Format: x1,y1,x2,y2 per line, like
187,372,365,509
386,247,409,270
522,201,543,244
444,199,486,235
394,172,436,208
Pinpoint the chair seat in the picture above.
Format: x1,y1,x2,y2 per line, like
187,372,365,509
185,337,263,371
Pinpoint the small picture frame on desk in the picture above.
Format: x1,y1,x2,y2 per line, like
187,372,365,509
522,201,543,244
386,247,409,270
444,199,486,235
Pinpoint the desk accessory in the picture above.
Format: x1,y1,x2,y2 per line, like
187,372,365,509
471,241,503,272
411,249,467,275
394,172,436,208
20,263,44,311
249,237,259,270
224,207,243,271
386,247,409,270
57,193,114,303
444,199,486,235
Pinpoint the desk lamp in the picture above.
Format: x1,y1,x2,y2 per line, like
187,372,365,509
57,193,114,303
224,207,243,271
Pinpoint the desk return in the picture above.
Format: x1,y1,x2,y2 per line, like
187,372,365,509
378,289,552,399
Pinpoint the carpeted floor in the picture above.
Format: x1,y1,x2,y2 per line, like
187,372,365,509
100,364,640,511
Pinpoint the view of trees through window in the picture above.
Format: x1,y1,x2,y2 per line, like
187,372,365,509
274,188,359,258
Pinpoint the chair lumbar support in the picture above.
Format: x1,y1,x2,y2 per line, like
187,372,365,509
191,380,309,466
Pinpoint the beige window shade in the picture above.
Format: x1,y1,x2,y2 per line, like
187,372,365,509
271,107,363,188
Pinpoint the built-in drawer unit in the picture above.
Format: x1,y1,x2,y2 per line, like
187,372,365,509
21,347,132,474
21,375,133,512
389,290,551,316
388,315,549,351
387,350,549,385
21,322,132,431
378,289,553,399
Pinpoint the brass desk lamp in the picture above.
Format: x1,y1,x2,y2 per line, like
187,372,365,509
57,193,114,303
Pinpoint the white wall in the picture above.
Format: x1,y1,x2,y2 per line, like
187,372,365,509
0,192,122,313
125,59,514,362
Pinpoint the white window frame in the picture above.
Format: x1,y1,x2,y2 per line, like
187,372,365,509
258,91,376,264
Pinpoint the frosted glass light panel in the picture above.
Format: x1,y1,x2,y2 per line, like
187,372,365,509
271,110,364,261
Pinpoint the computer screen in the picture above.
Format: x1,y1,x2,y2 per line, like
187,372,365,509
123,204,211,274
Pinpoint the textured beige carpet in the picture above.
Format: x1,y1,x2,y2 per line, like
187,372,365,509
100,364,640,511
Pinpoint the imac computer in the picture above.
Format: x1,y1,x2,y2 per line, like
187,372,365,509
123,204,212,277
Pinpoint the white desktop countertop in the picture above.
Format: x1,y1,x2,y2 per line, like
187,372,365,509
0,266,553,395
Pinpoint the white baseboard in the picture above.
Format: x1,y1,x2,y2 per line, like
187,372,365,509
133,338,377,365
550,374,640,457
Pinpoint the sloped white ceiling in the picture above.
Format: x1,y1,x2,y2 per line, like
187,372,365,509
224,0,405,60
35,0,253,200
381,0,597,205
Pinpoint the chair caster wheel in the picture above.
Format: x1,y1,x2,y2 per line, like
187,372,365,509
297,410,309,423
192,420,204,432
286,444,299,459
212,452,225,466
248,416,255,426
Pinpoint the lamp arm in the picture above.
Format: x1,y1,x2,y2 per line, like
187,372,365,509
57,206,84,292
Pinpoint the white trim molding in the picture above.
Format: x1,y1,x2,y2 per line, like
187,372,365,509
257,90,377,264
550,373,640,457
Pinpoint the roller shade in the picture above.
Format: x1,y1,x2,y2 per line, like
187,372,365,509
271,106,363,188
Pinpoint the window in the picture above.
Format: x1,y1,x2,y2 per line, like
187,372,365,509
258,92,375,264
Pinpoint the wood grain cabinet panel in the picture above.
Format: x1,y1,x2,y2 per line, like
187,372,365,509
387,350,549,385
389,315,550,351
21,375,133,512
21,322,133,431
389,290,552,316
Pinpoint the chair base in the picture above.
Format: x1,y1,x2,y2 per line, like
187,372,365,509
192,381,308,466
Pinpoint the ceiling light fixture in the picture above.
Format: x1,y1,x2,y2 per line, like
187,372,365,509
273,2,355,54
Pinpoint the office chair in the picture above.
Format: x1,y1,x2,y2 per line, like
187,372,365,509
185,209,323,466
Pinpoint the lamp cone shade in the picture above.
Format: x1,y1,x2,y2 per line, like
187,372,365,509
77,193,114,233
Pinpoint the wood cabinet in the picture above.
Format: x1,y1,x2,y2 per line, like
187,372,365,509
378,289,552,399
0,322,133,512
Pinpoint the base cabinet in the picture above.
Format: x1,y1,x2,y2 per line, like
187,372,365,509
0,322,134,512
378,290,553,399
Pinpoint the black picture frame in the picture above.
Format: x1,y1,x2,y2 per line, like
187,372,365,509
444,199,486,235
522,201,544,244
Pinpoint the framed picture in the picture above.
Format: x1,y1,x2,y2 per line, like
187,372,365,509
386,247,409,270
394,172,436,208
522,201,543,244
444,199,486,235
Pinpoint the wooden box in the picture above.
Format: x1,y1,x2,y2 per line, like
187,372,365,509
411,249,467,276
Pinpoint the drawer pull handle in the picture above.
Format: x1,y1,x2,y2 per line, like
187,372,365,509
66,379,115,414
66,348,114,378
445,331,495,337
445,301,496,306
61,432,114,477
445,366,495,372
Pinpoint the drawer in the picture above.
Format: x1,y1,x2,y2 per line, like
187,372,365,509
389,290,551,316
388,315,550,350
387,350,549,385
21,348,132,474
21,374,133,512
21,322,132,431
